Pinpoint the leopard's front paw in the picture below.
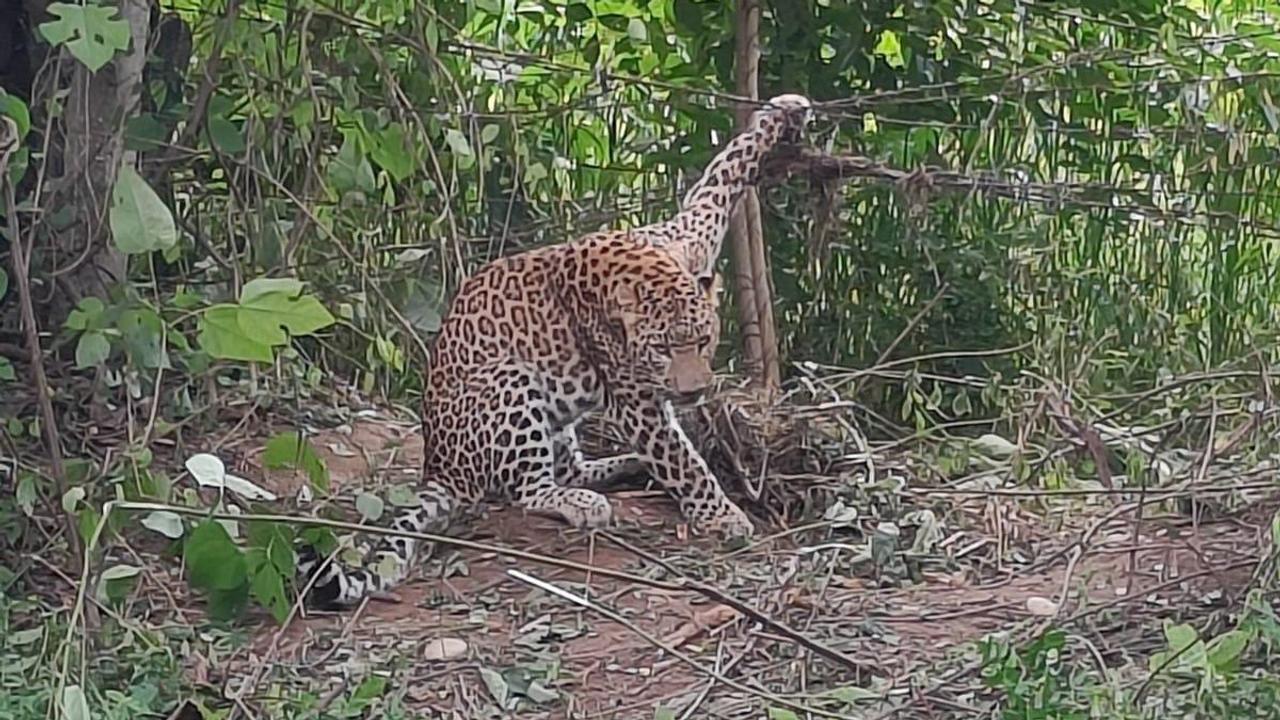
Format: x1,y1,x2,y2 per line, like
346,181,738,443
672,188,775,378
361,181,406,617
557,489,615,529
704,503,755,540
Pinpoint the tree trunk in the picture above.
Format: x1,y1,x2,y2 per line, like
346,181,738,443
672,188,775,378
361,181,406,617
36,0,152,314
729,0,781,392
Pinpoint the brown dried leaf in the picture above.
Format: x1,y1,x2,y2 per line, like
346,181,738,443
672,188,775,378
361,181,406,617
660,604,741,648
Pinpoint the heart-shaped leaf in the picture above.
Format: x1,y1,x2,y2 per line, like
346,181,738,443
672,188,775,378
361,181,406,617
109,164,178,255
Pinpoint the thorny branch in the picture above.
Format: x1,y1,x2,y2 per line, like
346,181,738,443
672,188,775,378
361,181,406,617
760,145,1280,240
0,117,80,569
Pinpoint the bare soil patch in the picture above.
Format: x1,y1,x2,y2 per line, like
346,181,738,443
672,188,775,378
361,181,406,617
169,406,1276,720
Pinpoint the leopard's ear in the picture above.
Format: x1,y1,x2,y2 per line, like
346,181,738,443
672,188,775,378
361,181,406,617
700,273,723,304
608,282,644,336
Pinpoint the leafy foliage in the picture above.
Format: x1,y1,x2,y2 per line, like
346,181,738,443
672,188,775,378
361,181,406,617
6,0,1280,717
262,431,330,492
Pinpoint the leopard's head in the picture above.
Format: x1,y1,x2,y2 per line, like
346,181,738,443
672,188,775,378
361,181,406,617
606,259,721,400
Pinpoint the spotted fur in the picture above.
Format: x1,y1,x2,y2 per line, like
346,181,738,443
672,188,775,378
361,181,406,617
298,94,812,608
636,93,814,283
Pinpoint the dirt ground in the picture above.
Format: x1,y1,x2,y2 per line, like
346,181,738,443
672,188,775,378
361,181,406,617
166,410,1274,720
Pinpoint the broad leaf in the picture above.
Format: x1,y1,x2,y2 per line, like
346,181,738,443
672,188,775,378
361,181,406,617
59,685,90,720
97,564,140,604
198,304,274,363
371,123,415,181
185,520,247,592
250,564,289,623
241,277,303,304
39,2,131,72
0,93,30,140
356,492,384,522
1207,630,1249,671
141,510,184,539
74,330,109,369
110,164,178,254
208,116,246,154
479,667,510,707
236,290,336,346
185,453,227,487
262,431,329,491
329,134,375,193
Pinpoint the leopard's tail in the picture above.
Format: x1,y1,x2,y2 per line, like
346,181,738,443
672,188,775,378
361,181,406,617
297,480,457,609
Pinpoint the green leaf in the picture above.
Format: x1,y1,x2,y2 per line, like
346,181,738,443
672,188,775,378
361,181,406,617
424,18,439,53
873,29,905,69
110,164,178,254
823,685,880,704
39,2,131,72
1165,622,1199,652
141,510,184,539
65,297,105,331
444,129,472,158
241,277,303,304
250,564,289,623
524,162,547,184
124,113,168,152
205,583,249,621
268,534,295,576
15,474,37,516
237,288,335,341
118,307,167,369
0,266,7,298
262,431,329,492
197,305,274,363
767,709,799,720
1207,630,1249,670
61,484,85,512
329,134,376,193
0,92,30,140
185,520,248,592
97,564,141,604
74,330,109,369
351,675,387,702
77,506,100,545
208,116,245,155
371,123,415,182
5,146,27,186
0,357,14,382
480,124,500,145
653,709,676,720
672,0,702,31
479,667,510,707
387,484,421,507
59,685,90,720
627,17,647,42
355,492,384,522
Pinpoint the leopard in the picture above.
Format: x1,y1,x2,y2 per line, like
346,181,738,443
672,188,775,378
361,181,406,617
298,94,813,608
